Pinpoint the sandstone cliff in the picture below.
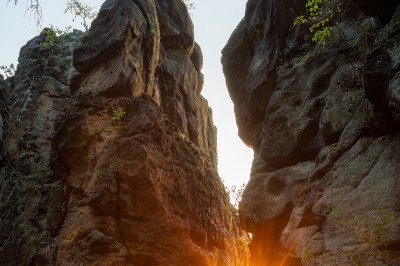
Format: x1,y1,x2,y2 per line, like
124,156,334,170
222,0,400,265
0,0,249,265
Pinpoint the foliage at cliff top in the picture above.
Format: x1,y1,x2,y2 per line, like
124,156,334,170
8,0,97,29
8,0,42,26
295,0,343,45
0,64,16,78
65,0,97,31
11,0,195,26
40,26,71,48
183,0,195,11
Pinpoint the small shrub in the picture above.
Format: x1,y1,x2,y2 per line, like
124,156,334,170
111,107,127,130
40,25,71,49
0,63,16,78
183,0,195,11
10,0,42,27
294,0,343,45
177,129,189,141
64,0,97,31
159,113,169,123
226,183,246,209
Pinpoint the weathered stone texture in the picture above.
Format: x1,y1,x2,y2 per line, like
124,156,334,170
0,0,249,265
223,0,400,265
0,30,81,266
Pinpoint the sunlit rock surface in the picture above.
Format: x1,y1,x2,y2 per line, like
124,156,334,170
0,0,250,265
223,0,400,265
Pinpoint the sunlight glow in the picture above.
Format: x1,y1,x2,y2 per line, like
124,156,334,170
191,0,253,190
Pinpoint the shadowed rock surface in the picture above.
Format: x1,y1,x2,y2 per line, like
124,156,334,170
0,0,250,265
223,0,400,265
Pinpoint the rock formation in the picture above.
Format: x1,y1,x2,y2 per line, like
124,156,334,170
0,0,249,265
223,0,400,265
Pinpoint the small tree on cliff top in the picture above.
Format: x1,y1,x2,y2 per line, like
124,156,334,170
295,0,343,45
65,0,97,31
8,0,97,29
11,0,195,25
8,0,42,27
183,0,195,11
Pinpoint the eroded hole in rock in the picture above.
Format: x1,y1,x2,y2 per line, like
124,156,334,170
264,176,286,196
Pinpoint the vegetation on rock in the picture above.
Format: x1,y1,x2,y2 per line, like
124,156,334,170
0,63,16,78
9,0,97,30
183,0,195,11
8,0,42,26
226,182,246,209
295,0,343,45
111,107,127,129
64,0,97,31
40,26,71,48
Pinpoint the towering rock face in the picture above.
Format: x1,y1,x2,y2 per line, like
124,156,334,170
0,30,83,265
0,0,250,265
223,0,400,265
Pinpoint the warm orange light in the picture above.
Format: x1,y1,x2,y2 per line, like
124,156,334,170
278,251,293,266
244,220,299,266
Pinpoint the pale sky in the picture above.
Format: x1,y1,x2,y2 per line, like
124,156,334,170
0,0,253,189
